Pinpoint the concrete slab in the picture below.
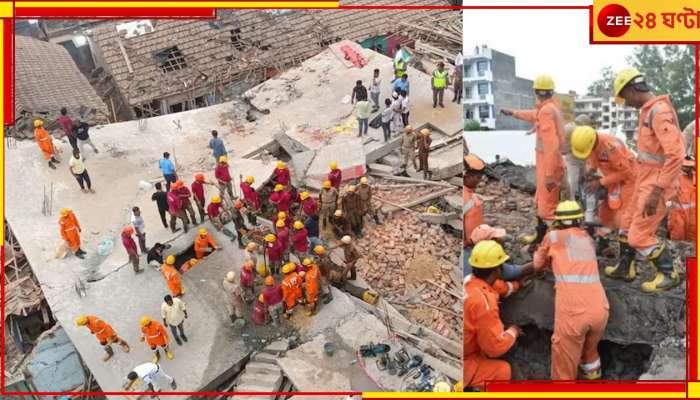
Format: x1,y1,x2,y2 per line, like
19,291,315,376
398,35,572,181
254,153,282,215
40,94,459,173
277,334,353,392
25,326,85,392
364,136,402,164
306,140,366,187
290,287,358,339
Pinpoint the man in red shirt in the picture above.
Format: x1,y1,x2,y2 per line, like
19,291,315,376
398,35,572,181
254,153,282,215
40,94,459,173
215,156,234,201
121,227,142,273
261,276,283,326
57,107,78,152
167,187,189,233
240,175,261,226
191,174,212,224
271,161,291,187
265,234,284,276
207,197,228,231
174,180,198,225
291,221,310,260
328,162,342,189
275,220,291,262
299,191,318,218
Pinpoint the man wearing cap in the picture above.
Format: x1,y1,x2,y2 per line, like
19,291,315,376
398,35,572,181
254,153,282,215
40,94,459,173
328,162,342,189
207,196,228,231
330,209,352,240
271,161,291,187
337,235,361,281
341,185,363,236
292,221,310,260
610,67,685,292
358,177,380,225
208,130,227,162
121,226,142,274
299,191,318,218
302,258,321,316
76,315,130,362
270,184,292,213
34,119,60,169
462,153,486,274
281,262,303,318
319,180,339,234
240,176,261,225
417,129,433,179
222,271,245,325
401,125,418,171
59,208,86,259
215,156,235,201
265,234,284,276
161,256,184,297
262,275,284,325
313,245,336,304
191,174,212,224
194,228,218,259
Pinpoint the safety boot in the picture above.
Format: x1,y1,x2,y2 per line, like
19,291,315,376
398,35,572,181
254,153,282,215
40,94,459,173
582,369,602,380
152,349,161,364
604,239,637,282
641,243,681,293
165,347,174,360
120,341,130,353
102,345,114,362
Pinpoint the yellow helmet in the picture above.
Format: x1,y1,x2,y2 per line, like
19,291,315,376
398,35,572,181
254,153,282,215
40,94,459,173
219,155,228,163
347,185,356,193
34,119,44,128
570,126,597,160
533,74,555,91
453,381,464,392
226,271,236,282
323,180,332,189
59,208,70,217
313,245,326,255
276,161,286,169
420,128,431,136
274,184,284,192
245,176,254,184
613,67,644,104
276,219,286,228
212,196,222,204
166,255,175,265
293,221,304,230
469,240,509,269
199,228,207,236
282,262,296,274
75,315,88,326
302,258,313,266
300,191,310,200
330,162,338,170
257,263,268,277
360,177,368,185
140,316,151,327
265,233,277,242
433,381,451,392
334,209,343,217
554,200,584,221
278,211,286,220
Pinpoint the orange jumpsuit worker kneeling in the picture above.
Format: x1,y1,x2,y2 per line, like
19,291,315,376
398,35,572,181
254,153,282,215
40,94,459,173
139,316,173,364
161,255,185,297
463,240,522,389
533,201,609,380
281,262,303,319
194,228,218,259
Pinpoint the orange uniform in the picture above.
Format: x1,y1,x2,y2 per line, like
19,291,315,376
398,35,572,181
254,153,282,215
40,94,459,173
161,264,183,297
463,276,517,388
59,211,81,252
35,126,55,160
84,316,116,344
628,96,685,250
534,227,609,380
281,272,303,309
141,321,169,348
668,172,696,241
587,133,637,231
304,264,321,305
194,233,217,259
463,187,483,247
513,99,566,220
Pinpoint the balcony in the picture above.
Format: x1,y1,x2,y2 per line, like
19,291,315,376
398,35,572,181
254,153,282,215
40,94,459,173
463,93,494,105
465,47,493,60
479,117,496,130
464,69,493,82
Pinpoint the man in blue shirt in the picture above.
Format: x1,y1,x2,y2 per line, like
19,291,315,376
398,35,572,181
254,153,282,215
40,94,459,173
393,74,410,97
208,130,227,162
158,152,177,192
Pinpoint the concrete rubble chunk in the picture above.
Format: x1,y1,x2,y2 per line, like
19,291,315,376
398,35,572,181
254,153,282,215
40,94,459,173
274,132,310,154
368,163,395,175
264,338,290,354
364,136,402,164
251,351,279,364
277,335,353,392
245,362,282,375
238,371,283,390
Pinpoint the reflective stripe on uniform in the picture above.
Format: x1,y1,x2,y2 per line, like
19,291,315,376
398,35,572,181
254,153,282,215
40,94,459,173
64,226,78,232
505,282,514,297
564,234,597,262
535,137,543,151
637,151,666,164
39,137,50,142
463,197,476,214
581,358,602,372
548,230,558,243
554,274,600,284
670,203,694,209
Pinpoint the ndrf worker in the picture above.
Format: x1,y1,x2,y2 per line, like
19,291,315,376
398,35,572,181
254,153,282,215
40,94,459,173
174,180,198,225
281,262,303,319
161,255,184,297
191,174,210,224
501,75,566,249
194,228,218,259
265,233,284,275
463,240,522,389
303,258,321,316
140,316,173,363
75,315,130,361
533,201,609,380
59,208,86,259
34,119,60,169
328,162,342,189
271,161,291,187
463,154,485,275
292,221,310,260
610,68,685,292
215,156,235,201
667,157,696,242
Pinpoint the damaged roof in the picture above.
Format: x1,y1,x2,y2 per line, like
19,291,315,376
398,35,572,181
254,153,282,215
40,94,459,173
88,0,453,106
4,276,44,317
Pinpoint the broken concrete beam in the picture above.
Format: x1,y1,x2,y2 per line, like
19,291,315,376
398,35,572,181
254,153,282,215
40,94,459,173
368,163,395,175
369,173,456,188
238,372,282,392
302,139,366,188
290,149,317,188
277,335,353,391
234,383,276,398
364,136,402,164
264,339,290,355
251,351,278,365
383,187,456,212
245,362,282,376
418,211,459,225
379,153,403,167
274,132,310,155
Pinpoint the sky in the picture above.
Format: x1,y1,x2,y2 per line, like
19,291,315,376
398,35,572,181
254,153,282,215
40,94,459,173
463,9,635,95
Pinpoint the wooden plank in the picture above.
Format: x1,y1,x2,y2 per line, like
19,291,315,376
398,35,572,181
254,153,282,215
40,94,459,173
369,173,457,188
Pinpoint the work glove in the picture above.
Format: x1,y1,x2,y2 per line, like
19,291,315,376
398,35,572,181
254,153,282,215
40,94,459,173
642,186,663,217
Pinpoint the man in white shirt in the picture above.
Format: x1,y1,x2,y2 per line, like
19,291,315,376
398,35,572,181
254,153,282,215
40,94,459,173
380,98,393,143
124,362,177,393
161,295,188,345
131,206,147,253
369,68,381,112
68,149,94,194
390,92,404,135
399,90,410,126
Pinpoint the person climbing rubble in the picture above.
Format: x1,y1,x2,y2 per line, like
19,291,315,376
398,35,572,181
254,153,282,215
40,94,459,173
265,233,284,276
417,128,433,179
533,201,609,380
262,275,284,326
34,119,60,169
463,154,485,275
500,75,566,251
167,184,189,233
608,67,685,292
161,295,188,346
161,255,184,297
341,184,363,236
191,174,212,224
271,161,291,188
401,125,418,171
139,316,173,363
75,315,130,362
292,220,310,260
463,240,522,390
667,157,696,241
240,261,255,302
223,271,245,326
302,258,321,316
358,177,380,225
328,162,343,189
194,228,218,259
240,175,261,226
121,226,142,274
123,362,177,393
281,262,303,319
319,180,339,234
330,209,353,240
174,180,198,225
215,156,235,202
58,208,86,259
207,196,229,231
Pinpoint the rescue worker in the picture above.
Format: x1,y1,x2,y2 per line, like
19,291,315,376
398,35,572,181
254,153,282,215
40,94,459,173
161,255,184,297
194,228,218,259
277,211,293,229
265,233,283,276
215,155,235,201
174,180,198,225
240,261,255,302
252,294,268,326
34,119,60,169
417,128,432,179
262,275,284,326
463,154,485,275
609,68,685,292
292,220,310,260
668,157,696,241
240,175,261,226
222,271,245,326
229,200,248,248
331,209,352,240
245,242,260,273
463,240,522,389
271,161,291,187
167,185,189,233
179,258,199,273
533,201,609,380
59,208,86,259
358,177,380,225
339,235,361,281
75,315,130,361
299,191,318,218
303,258,321,316
207,196,229,231
401,125,418,170
121,226,142,273
313,245,335,303
431,62,449,108
281,262,303,318
570,126,637,274
275,219,291,262
319,180,339,234
328,162,342,189
139,316,173,363
501,75,566,249
270,184,292,213
341,184,363,236
191,174,210,224
393,45,407,80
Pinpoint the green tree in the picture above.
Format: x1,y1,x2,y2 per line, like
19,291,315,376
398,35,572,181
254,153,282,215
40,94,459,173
586,66,615,97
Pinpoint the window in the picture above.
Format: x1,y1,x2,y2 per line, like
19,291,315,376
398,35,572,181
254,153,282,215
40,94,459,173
464,65,471,77
230,28,244,50
155,46,188,73
477,60,488,72
465,87,472,99
479,105,490,119
133,100,161,118
478,83,489,95
466,109,473,119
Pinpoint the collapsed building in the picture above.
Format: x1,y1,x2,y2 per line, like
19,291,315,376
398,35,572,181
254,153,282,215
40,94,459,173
5,10,465,396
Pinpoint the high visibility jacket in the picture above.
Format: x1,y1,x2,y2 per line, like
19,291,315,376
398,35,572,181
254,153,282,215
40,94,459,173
141,321,168,347
328,169,342,189
85,316,115,343
59,212,81,252
463,187,483,247
432,69,448,89
241,182,261,209
463,276,517,384
281,272,303,308
160,264,183,296
305,264,321,304
273,168,290,186
35,127,55,159
587,133,637,215
394,59,406,77
194,233,217,259
668,172,696,241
